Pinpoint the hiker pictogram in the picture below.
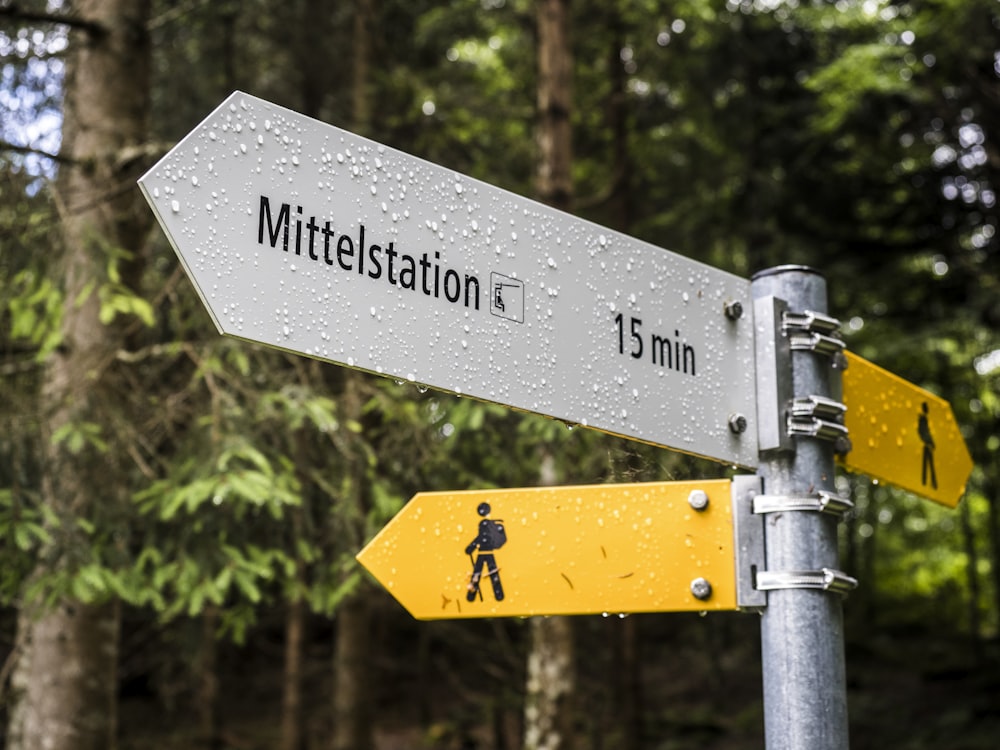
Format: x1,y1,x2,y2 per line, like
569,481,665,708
918,402,937,490
464,502,506,602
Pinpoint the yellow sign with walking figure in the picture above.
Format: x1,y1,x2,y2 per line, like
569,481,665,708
840,352,973,508
356,480,738,619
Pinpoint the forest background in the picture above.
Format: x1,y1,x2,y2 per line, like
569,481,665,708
1,1,999,749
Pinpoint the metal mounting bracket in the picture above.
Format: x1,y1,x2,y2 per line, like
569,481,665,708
754,296,794,453
755,568,858,596
732,475,767,610
783,309,846,360
752,491,854,518
787,395,849,442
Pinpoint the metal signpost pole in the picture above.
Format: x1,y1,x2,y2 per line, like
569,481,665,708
751,266,854,750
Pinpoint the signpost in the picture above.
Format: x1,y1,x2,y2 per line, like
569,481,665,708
356,479,743,619
142,93,977,750
840,351,973,507
137,91,757,468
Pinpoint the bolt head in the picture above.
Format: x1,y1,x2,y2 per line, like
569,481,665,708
688,489,709,512
690,577,713,601
834,435,853,455
728,413,748,435
724,300,744,321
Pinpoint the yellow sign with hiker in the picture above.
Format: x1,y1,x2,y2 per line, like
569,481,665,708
840,352,974,508
356,480,738,619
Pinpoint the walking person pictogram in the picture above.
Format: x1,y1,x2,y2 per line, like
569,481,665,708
918,402,937,490
465,502,506,602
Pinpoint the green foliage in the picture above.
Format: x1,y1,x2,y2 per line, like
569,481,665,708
6,269,63,359
50,421,108,455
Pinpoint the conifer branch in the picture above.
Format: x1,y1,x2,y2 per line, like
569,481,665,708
0,3,107,38
0,139,75,165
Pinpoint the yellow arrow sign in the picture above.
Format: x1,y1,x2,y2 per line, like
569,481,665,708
840,352,973,507
357,480,737,619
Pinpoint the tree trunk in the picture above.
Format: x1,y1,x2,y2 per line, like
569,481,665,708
9,601,121,750
535,0,573,212
325,378,375,750
281,595,307,750
610,616,641,750
326,5,377,748
960,498,982,660
606,2,633,232
198,607,221,749
524,617,576,750
7,2,152,750
281,502,309,750
986,473,1000,631
331,594,373,750
352,0,375,136
524,4,576,748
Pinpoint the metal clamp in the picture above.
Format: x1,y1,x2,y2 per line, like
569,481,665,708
790,332,846,358
755,568,858,595
783,310,841,336
753,491,854,518
787,395,848,442
783,310,845,358
790,395,846,421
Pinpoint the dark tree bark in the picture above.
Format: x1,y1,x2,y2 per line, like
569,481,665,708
280,594,307,750
960,498,983,659
198,608,221,749
7,3,153,749
524,3,577,748
535,0,573,212
331,594,373,750
325,4,379,748
525,616,576,750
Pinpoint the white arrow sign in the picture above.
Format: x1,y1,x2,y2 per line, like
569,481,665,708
139,92,757,466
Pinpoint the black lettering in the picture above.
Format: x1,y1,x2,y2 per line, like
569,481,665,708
337,235,354,271
399,254,416,290
322,221,335,265
465,274,480,309
386,243,398,284
368,243,382,278
683,343,696,375
420,253,433,295
255,196,483,314
294,205,303,255
651,333,672,368
258,196,290,250
357,225,365,276
305,215,320,260
444,269,461,302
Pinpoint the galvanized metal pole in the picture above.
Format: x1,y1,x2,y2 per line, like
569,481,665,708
751,266,853,750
